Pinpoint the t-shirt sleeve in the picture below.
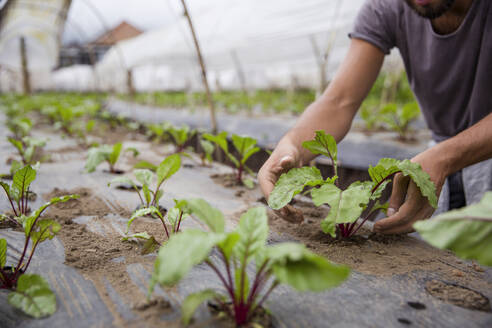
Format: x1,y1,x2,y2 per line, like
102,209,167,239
348,0,397,55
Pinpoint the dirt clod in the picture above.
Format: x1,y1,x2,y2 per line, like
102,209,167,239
425,280,491,312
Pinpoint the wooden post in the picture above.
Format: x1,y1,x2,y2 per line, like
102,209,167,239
127,69,135,97
20,37,31,94
180,0,218,134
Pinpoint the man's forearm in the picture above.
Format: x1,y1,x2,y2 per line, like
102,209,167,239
417,113,492,178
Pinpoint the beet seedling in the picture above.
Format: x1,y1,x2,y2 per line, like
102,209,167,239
268,130,437,238
199,138,214,166
109,154,181,246
85,142,139,174
149,200,349,326
0,165,78,318
8,136,47,166
203,132,259,187
167,124,196,154
379,102,420,140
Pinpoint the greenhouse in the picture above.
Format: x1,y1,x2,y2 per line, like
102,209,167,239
0,0,491,327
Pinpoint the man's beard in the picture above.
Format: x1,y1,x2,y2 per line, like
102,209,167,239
403,0,456,19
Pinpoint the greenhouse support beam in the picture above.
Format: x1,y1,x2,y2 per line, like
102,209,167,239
180,0,218,134
20,37,31,94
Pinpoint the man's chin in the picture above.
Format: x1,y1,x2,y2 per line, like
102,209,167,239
403,0,456,19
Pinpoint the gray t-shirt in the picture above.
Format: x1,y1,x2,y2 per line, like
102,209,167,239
349,0,492,138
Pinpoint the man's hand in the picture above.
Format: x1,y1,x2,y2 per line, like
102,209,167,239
258,141,306,223
258,141,302,199
374,151,446,234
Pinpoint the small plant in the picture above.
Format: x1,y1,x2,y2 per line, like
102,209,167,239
146,122,171,143
6,117,32,139
379,101,420,140
8,136,47,166
268,131,437,238
85,142,139,174
0,165,78,318
149,200,349,326
414,192,492,267
199,138,214,166
203,132,259,187
109,154,181,246
167,124,196,153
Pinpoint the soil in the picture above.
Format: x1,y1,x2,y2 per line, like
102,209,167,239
425,280,491,312
266,198,492,285
42,187,175,327
210,173,243,189
204,301,273,328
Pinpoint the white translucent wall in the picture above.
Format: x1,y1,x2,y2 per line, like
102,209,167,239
92,0,367,92
0,0,69,92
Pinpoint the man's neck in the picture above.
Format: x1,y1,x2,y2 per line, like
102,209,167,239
432,0,474,35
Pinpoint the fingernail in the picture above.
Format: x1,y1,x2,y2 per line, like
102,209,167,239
387,208,396,216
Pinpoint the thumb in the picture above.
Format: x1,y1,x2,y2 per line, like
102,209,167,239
278,155,296,170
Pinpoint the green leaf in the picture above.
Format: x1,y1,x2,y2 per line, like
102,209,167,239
127,206,163,233
142,236,160,255
233,207,269,265
0,181,11,199
122,231,152,241
143,185,152,206
231,134,259,164
368,158,437,208
217,232,240,261
302,130,337,162
200,139,214,158
413,192,492,266
108,142,123,166
29,219,61,244
7,274,56,318
0,238,6,268
268,167,324,210
85,145,112,172
133,160,157,172
8,137,24,154
184,198,225,233
268,243,350,292
108,176,137,188
203,132,228,153
156,154,181,186
134,169,153,187
181,289,219,325
243,178,255,189
29,194,79,227
12,165,36,202
397,160,437,208
312,181,372,235
152,230,224,287
10,160,23,176
125,147,140,158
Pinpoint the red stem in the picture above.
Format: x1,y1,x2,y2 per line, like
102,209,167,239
205,260,235,301
175,211,184,233
245,260,269,308
237,164,243,184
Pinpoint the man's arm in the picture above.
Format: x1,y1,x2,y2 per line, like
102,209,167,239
375,112,492,234
258,38,385,198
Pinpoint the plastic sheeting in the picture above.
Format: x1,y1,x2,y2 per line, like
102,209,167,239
0,0,70,92
89,0,368,92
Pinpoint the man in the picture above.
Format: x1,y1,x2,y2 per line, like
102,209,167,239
258,0,492,234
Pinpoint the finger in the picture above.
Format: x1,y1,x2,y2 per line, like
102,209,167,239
387,173,409,216
377,205,435,234
374,183,421,232
258,155,296,199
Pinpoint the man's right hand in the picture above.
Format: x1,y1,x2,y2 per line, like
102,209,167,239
258,140,302,200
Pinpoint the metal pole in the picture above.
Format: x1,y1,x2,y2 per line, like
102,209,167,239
180,0,218,134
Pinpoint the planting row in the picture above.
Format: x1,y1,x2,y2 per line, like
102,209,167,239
0,94,490,326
